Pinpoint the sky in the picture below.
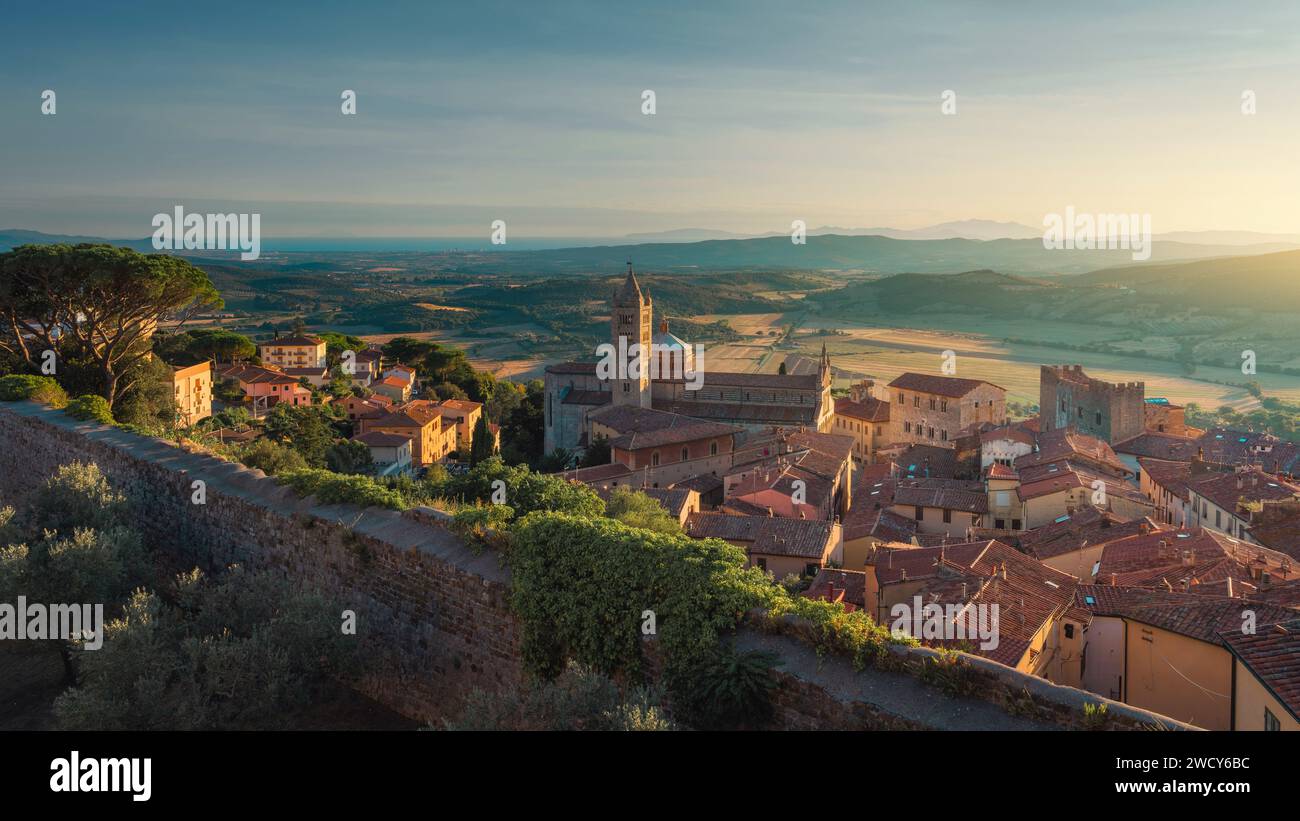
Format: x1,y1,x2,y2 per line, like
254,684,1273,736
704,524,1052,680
2,0,1299,239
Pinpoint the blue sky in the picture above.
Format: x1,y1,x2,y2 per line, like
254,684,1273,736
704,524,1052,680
3,1,1299,237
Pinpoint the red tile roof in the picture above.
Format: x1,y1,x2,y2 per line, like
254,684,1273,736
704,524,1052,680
1221,619,1300,721
835,396,890,422
888,372,1003,398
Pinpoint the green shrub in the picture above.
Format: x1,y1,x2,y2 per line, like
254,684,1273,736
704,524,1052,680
671,646,779,730
0,374,69,407
65,394,115,424
276,468,406,510
236,439,309,475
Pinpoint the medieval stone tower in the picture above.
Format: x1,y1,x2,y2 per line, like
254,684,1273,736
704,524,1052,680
611,262,652,408
1039,364,1144,443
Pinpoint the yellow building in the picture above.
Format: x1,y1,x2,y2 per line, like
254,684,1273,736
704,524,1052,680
169,361,212,427
259,334,327,369
358,403,455,465
1223,619,1300,731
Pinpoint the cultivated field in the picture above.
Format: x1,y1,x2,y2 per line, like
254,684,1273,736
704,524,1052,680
685,312,1300,411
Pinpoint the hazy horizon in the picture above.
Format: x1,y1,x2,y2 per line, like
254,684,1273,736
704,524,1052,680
4,1,1300,238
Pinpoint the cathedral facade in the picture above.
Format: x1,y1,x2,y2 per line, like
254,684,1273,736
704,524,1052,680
543,264,834,455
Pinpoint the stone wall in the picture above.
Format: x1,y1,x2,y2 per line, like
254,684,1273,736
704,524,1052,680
0,402,521,725
0,401,1195,730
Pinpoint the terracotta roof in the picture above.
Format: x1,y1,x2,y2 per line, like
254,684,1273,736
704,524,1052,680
1017,507,1161,561
263,335,323,347
1015,428,1128,476
892,484,988,514
980,425,1036,447
884,540,1082,667
843,505,916,543
1139,457,1194,501
655,399,819,426
1114,432,1199,461
639,487,695,519
698,371,822,390
1096,528,1298,588
1187,468,1300,513
835,396,890,422
805,569,867,609
610,419,740,451
670,473,723,494
353,431,412,448
1247,503,1300,560
986,463,1017,480
684,512,838,559
1195,428,1300,473
559,462,635,484
372,405,439,428
219,364,298,386
1221,619,1300,721
888,372,1003,398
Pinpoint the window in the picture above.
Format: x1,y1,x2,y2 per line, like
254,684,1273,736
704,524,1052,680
1265,708,1281,731
941,429,948,442
898,393,905,404
1078,407,1084,418
756,558,767,572
995,519,1005,529
996,491,1010,507
942,509,951,523
651,451,660,466
804,563,819,577
927,427,934,439
680,447,689,462
622,383,630,393
940,400,948,412
709,440,718,456
914,506,924,521
929,398,936,410
1012,519,1022,530
1095,411,1102,426
904,421,912,433
1215,510,1221,528
1064,624,1075,639
913,396,920,408
1060,399,1067,412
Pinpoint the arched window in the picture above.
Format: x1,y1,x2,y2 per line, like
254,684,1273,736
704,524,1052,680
710,440,718,456
651,451,660,467
680,447,689,462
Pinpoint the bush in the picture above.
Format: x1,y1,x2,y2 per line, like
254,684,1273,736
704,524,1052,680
444,662,673,731
29,462,128,533
0,374,69,407
671,646,780,730
65,394,115,424
276,468,406,510
236,439,309,475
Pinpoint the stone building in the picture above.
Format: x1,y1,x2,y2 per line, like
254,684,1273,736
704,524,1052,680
543,264,834,455
1039,365,1144,444
886,373,1006,450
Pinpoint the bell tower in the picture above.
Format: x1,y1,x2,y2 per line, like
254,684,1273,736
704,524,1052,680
611,262,652,407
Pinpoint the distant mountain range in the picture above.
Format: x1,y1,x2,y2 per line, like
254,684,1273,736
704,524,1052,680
4,226,1299,279
624,219,1044,242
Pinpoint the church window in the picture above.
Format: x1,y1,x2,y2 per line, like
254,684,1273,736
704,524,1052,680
652,451,660,466
710,441,718,456
680,447,689,462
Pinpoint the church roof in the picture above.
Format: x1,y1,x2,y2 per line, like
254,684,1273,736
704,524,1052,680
615,263,643,303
